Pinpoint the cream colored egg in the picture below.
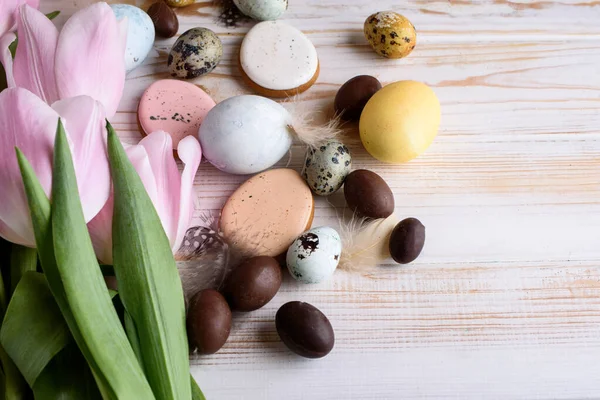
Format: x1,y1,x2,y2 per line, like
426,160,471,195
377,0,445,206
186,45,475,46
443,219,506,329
364,11,416,59
359,81,440,163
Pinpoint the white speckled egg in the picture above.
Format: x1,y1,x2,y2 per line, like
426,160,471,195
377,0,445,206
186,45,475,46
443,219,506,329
302,141,352,196
233,0,288,21
198,95,293,175
286,227,342,284
111,4,155,73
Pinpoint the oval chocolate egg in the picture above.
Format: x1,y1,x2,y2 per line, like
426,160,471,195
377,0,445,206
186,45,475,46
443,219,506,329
147,1,179,38
276,301,334,359
302,141,352,196
187,289,231,355
225,256,282,311
334,75,382,121
344,169,395,219
389,218,426,264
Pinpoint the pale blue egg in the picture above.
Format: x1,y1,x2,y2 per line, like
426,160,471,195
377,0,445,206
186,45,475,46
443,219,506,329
198,95,293,175
233,0,288,21
286,227,342,284
110,4,155,73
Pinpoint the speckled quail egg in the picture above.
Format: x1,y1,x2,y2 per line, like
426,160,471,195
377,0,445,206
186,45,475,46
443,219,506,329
168,28,223,79
364,11,416,59
302,141,352,196
286,227,342,284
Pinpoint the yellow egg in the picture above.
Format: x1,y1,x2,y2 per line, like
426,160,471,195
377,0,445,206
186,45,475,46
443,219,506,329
364,11,416,59
359,81,440,163
166,0,194,7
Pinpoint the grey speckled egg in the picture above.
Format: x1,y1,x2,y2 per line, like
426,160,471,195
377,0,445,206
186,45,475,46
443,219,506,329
233,0,288,21
302,141,352,196
168,28,223,80
286,227,342,284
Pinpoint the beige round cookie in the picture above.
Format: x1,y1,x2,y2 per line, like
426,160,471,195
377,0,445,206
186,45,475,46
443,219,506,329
220,169,314,258
239,21,319,98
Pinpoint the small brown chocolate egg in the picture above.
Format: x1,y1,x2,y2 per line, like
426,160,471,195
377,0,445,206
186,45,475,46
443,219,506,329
276,302,334,359
334,75,382,121
389,218,426,264
187,289,231,355
364,11,416,59
147,1,179,38
224,256,282,312
344,169,395,219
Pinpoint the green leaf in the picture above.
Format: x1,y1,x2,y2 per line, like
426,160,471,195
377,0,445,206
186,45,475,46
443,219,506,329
0,63,7,93
45,11,60,20
107,122,191,400
9,246,37,296
9,39,17,59
16,120,155,400
33,343,101,400
191,377,206,400
123,312,144,370
0,345,29,400
0,272,69,387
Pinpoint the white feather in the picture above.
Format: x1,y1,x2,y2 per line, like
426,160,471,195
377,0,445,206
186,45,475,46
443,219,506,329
283,97,343,148
338,214,399,272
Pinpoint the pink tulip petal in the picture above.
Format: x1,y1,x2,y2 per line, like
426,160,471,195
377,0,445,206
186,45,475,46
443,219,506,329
24,0,39,8
0,0,20,37
126,144,161,209
52,96,110,222
136,131,180,247
174,136,201,252
14,4,59,104
88,144,160,265
55,2,126,118
0,88,60,246
0,219,32,247
87,195,114,265
0,32,16,88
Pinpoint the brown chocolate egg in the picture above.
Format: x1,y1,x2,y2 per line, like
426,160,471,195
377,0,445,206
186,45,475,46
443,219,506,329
334,75,382,121
344,169,395,219
187,289,231,355
225,256,282,311
389,218,426,264
147,1,179,38
276,302,334,359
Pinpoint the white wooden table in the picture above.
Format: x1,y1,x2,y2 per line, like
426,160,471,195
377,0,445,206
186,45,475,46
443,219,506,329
44,0,600,398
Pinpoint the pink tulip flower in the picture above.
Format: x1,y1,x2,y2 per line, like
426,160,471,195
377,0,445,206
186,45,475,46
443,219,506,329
0,0,39,38
0,2,127,117
88,132,202,265
0,87,111,247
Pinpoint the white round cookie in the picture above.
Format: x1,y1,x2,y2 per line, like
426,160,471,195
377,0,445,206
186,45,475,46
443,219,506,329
240,21,319,92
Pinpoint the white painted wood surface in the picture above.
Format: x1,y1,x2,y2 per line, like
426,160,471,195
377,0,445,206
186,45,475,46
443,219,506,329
42,0,600,398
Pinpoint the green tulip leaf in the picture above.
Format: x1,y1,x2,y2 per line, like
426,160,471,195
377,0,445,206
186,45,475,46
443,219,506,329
107,122,192,400
0,272,69,387
33,343,102,400
16,119,155,400
45,11,60,20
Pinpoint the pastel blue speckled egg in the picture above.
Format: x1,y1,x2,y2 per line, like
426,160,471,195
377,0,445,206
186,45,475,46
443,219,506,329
302,141,352,196
286,227,342,284
198,95,293,175
110,4,155,73
233,0,288,21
